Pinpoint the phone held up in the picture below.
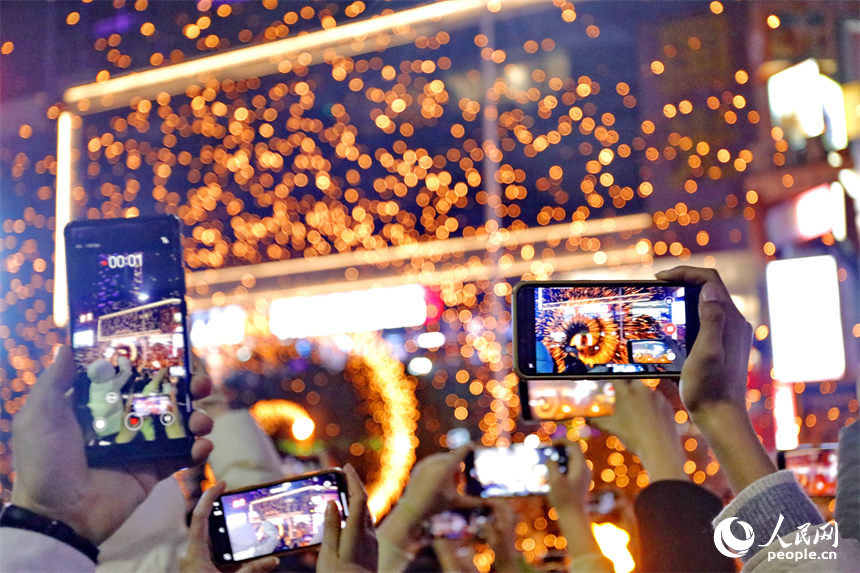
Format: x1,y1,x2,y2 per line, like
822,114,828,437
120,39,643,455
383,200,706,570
424,508,492,541
209,470,349,565
464,444,568,498
513,281,700,380
64,215,194,465
519,378,616,421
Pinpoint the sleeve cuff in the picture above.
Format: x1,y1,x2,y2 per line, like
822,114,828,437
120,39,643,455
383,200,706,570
0,527,97,572
714,470,823,562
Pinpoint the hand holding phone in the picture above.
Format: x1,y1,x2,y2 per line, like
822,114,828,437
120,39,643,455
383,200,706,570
514,281,700,379
10,345,214,546
65,215,195,464
208,470,350,564
464,444,568,498
519,378,615,421
425,508,491,540
182,482,280,573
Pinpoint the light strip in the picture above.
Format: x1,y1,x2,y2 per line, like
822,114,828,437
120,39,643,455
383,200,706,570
186,214,651,290
64,0,541,109
189,245,651,309
773,381,799,451
53,112,73,328
269,284,427,339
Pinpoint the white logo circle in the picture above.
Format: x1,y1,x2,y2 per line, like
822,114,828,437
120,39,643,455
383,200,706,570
713,517,755,558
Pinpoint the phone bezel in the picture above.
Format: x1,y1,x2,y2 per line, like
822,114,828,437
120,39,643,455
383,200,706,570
518,378,616,421
513,280,700,379
209,469,349,565
463,444,568,498
64,215,195,465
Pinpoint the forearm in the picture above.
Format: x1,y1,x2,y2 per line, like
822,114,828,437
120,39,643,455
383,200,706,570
556,509,602,561
634,435,688,483
690,402,776,494
376,503,420,573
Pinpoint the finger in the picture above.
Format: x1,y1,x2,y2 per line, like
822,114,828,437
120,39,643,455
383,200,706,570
341,464,369,559
187,481,226,559
191,437,214,465
191,352,207,375
690,301,726,364
655,266,730,299
189,372,212,401
320,500,341,557
566,443,586,476
545,457,561,485
26,345,75,409
236,556,280,573
189,411,214,437
449,493,487,510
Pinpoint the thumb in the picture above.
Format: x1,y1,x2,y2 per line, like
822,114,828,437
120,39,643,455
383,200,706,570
320,500,341,557
692,300,726,363
236,556,280,573
26,345,75,411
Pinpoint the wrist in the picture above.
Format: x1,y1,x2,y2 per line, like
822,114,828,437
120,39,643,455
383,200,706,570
0,504,100,563
689,400,748,434
11,492,95,544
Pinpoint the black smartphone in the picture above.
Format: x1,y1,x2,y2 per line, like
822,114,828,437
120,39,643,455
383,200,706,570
777,444,838,497
209,470,349,564
513,281,700,379
64,215,194,465
425,508,491,540
519,378,615,421
464,444,568,498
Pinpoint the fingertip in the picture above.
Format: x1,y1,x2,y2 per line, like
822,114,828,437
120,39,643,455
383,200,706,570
189,411,214,436
191,437,214,465
190,374,213,400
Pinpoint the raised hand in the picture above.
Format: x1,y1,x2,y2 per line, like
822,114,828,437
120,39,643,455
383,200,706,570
11,345,214,544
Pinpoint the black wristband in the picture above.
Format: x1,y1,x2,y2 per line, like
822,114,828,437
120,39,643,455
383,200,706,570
0,504,99,563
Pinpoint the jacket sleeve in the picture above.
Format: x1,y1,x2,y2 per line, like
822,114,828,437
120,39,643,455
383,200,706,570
712,470,822,564
835,420,859,542
634,479,735,572
0,527,96,573
207,409,284,489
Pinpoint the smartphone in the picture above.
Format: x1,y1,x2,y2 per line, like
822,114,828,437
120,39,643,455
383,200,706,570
64,215,194,464
464,444,568,498
777,444,838,497
425,508,491,540
519,379,615,421
209,470,349,564
513,281,700,379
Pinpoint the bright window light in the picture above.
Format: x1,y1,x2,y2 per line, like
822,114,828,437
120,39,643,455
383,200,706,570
270,284,427,339
767,59,824,144
794,183,846,241
766,256,845,382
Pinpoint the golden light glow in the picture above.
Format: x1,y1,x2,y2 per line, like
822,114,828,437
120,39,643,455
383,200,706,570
592,522,635,573
250,399,315,442
63,0,542,109
348,332,418,519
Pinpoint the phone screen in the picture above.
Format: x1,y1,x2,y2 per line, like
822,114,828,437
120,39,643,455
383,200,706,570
521,379,615,420
65,215,193,464
515,282,699,378
779,445,838,497
465,445,568,498
426,509,490,540
209,471,349,564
